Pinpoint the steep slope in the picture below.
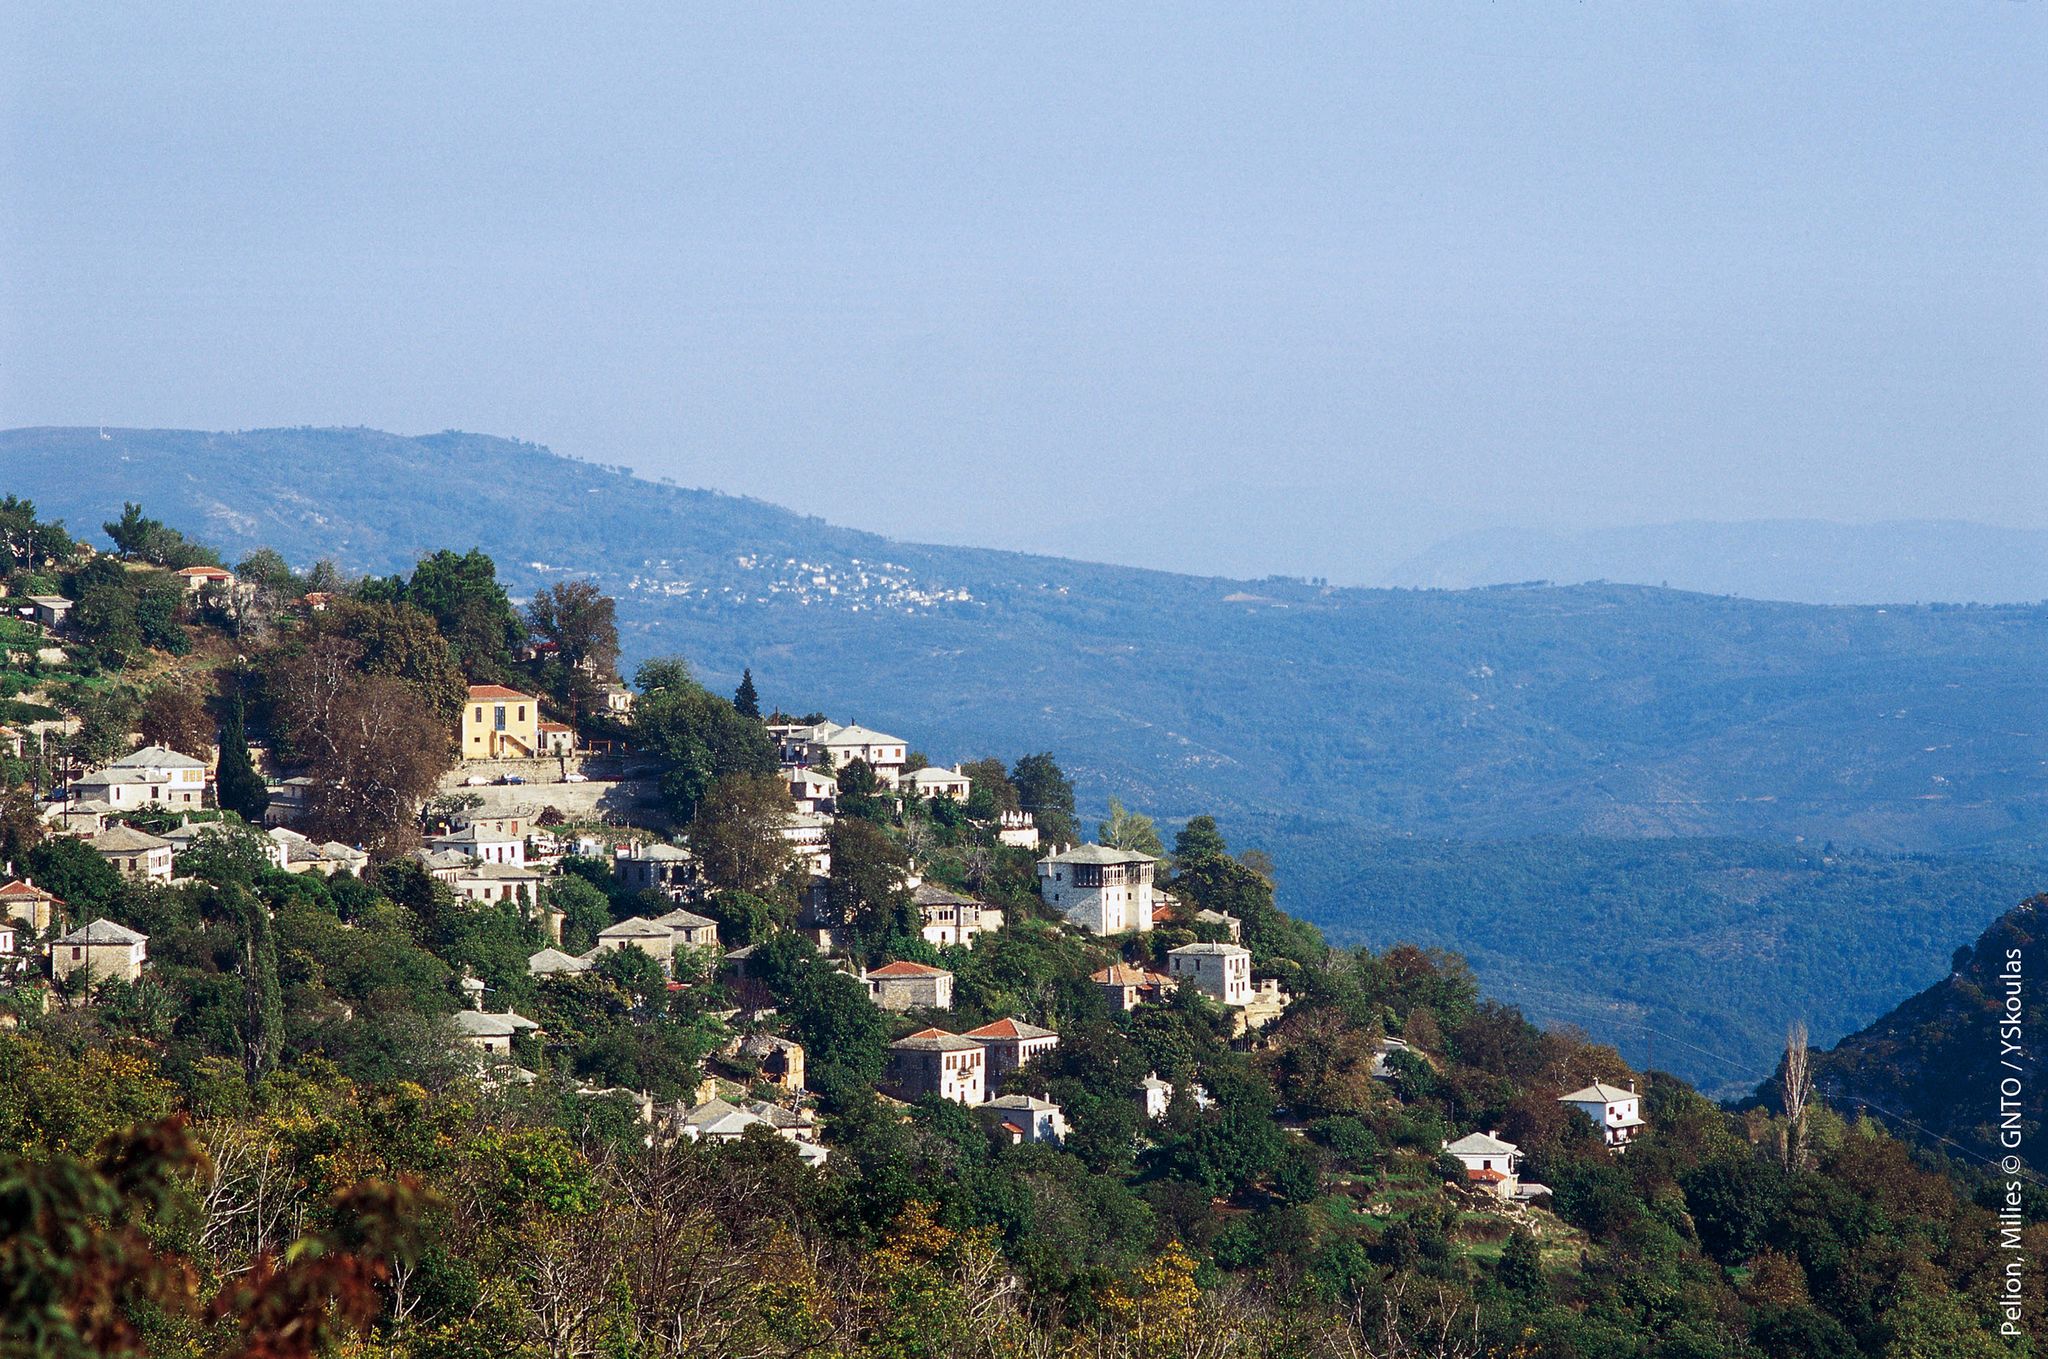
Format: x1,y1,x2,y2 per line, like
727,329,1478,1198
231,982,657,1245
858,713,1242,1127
1804,895,2046,1159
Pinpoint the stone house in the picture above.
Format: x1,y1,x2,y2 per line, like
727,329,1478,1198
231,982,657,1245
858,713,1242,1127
863,960,953,1011
652,906,720,951
0,879,64,934
904,764,972,801
613,842,697,899
449,1009,541,1057
788,767,838,815
52,918,149,984
962,1017,1059,1086
1091,961,1171,1012
448,862,545,904
527,946,593,977
429,822,525,866
1037,844,1156,934
784,721,907,787
737,1032,806,1094
596,917,677,964
915,884,1004,948
1167,941,1254,1007
87,826,174,883
73,746,210,811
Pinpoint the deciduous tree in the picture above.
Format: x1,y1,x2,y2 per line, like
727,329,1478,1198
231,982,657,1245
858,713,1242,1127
139,683,213,760
690,771,795,895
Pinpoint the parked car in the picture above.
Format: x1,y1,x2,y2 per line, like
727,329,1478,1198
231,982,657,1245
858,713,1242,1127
562,772,590,783
497,775,526,785
462,774,490,787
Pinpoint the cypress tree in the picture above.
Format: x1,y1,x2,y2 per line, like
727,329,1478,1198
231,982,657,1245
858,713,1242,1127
237,888,283,1082
733,668,761,719
216,700,269,824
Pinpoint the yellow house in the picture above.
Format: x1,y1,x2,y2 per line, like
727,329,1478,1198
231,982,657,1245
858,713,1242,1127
461,684,541,760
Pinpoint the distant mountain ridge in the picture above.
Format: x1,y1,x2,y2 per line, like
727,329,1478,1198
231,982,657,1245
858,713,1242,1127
11,424,2048,1092
1385,518,2048,605
11,425,2044,856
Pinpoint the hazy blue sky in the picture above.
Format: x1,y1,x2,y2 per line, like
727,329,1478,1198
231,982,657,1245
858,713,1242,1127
3,5,2041,580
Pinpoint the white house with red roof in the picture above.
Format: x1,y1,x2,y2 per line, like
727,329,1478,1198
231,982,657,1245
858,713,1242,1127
1444,1131,1523,1200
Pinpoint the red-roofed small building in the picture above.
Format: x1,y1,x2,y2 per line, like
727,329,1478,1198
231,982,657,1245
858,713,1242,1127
174,565,235,593
537,720,575,756
1091,961,1171,1013
962,1017,1059,1085
862,959,954,1011
0,879,64,934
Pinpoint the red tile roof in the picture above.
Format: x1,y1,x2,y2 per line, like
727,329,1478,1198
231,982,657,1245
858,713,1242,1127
963,1017,1057,1041
1466,1168,1507,1184
177,565,233,578
0,879,62,903
866,960,949,978
466,684,534,701
1091,963,1169,987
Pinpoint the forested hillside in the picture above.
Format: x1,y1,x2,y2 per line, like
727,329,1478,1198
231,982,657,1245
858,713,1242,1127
2,496,2043,1358
9,426,2045,857
1251,825,2045,1098
9,428,2047,1096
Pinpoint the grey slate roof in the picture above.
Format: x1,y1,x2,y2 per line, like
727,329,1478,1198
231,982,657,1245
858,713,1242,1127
109,745,207,770
57,918,147,945
1041,843,1157,866
88,825,172,854
449,1010,539,1038
599,917,673,938
1558,1082,1639,1105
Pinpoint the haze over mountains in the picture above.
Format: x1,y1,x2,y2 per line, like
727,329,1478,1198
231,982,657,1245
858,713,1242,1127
1383,519,2048,606
8,424,2044,1093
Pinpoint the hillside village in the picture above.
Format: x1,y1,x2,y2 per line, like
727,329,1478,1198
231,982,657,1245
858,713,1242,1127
0,494,2034,1359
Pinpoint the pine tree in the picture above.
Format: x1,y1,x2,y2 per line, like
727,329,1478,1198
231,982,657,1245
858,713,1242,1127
216,700,269,824
733,668,761,719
